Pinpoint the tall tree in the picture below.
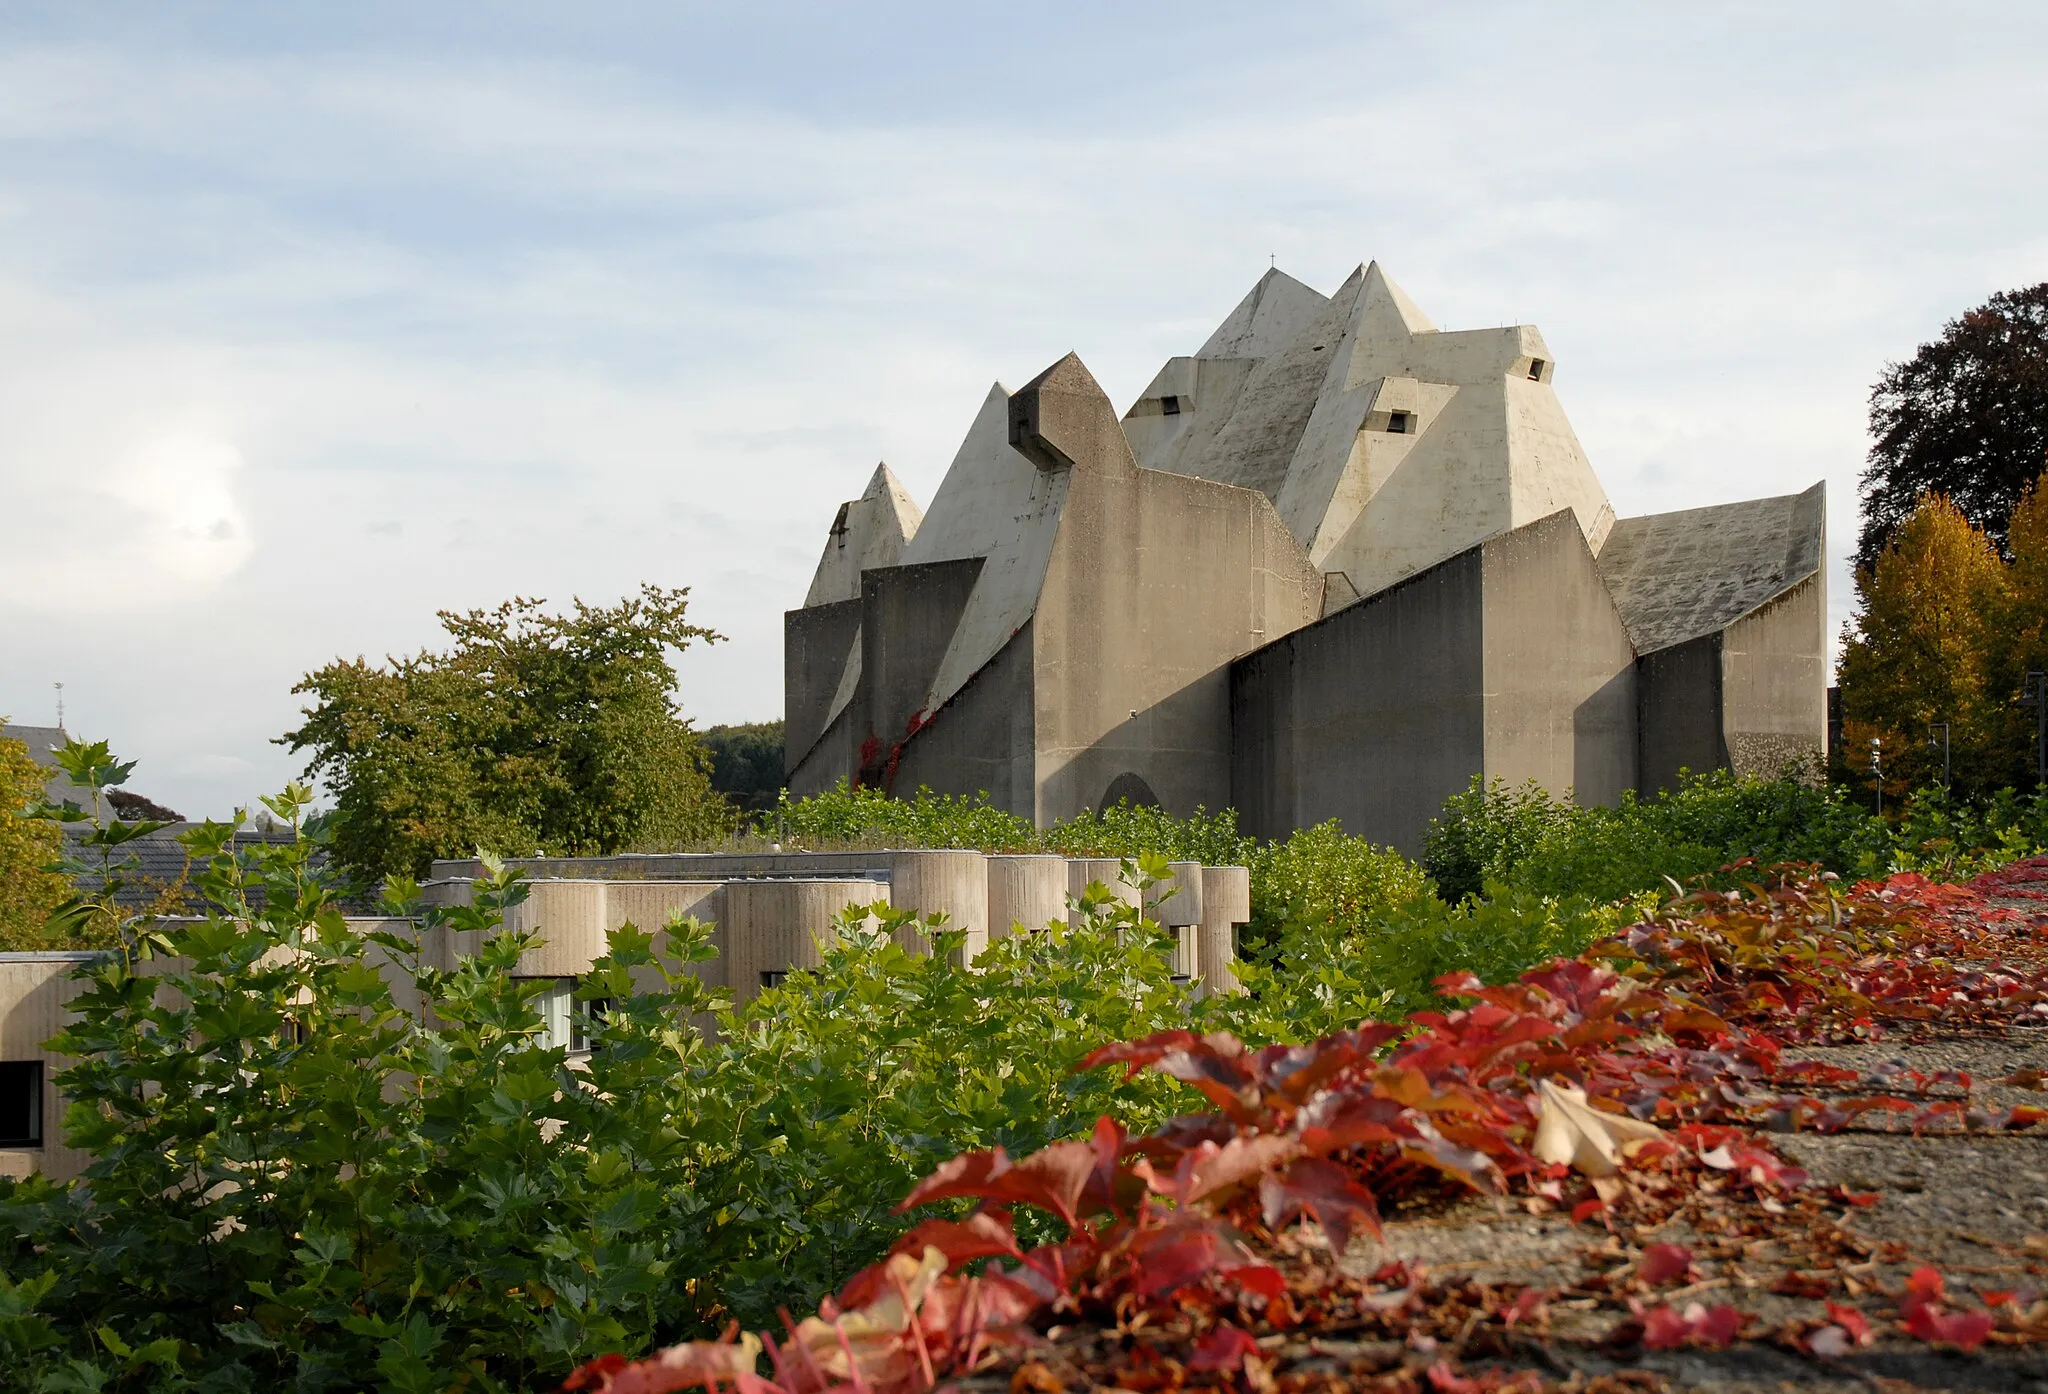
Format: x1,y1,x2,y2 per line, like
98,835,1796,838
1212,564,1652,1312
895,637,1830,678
1988,474,2048,787
1858,283,2048,571
283,585,732,878
1838,494,2012,797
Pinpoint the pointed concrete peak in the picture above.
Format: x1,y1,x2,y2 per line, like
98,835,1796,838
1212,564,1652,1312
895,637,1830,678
1018,351,1106,401
863,461,923,539
1359,261,1437,335
1197,267,1332,359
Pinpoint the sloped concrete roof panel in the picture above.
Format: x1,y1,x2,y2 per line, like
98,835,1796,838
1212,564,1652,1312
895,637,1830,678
1595,482,1826,654
902,383,1071,715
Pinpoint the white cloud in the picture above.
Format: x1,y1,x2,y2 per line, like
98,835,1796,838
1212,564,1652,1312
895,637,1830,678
0,4,2043,814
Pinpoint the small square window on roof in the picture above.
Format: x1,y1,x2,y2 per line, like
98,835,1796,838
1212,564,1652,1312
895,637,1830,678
1159,394,1181,416
1527,359,1546,381
1387,411,1411,435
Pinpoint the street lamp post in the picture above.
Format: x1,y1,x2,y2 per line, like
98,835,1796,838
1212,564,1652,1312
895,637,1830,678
1869,736,1883,817
1927,722,1951,793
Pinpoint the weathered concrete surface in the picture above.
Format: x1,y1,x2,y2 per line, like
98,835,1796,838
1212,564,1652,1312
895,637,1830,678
854,557,984,784
785,262,1829,840
1233,512,1634,854
1722,572,1827,780
1018,354,1325,823
1636,632,1726,793
1230,542,1487,852
1125,262,1615,602
803,463,922,608
1197,866,1251,997
986,854,1068,939
784,597,862,780
1479,510,1636,810
1596,483,1826,655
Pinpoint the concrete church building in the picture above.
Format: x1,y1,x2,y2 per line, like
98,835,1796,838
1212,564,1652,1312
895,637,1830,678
785,263,1826,853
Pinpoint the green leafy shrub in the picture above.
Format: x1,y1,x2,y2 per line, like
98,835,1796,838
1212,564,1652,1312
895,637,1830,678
1243,820,1434,946
1044,801,1254,865
686,882,1192,1327
769,781,1039,851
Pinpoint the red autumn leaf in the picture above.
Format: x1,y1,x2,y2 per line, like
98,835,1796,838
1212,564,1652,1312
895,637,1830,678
1571,1197,1605,1224
1638,1243,1695,1285
1642,1302,1745,1349
1825,1301,1872,1345
896,1147,1013,1214
1188,1322,1261,1372
1904,1266,1947,1304
1259,1156,1382,1253
1182,1132,1302,1205
1128,1222,1227,1300
884,1210,1021,1271
1903,1302,1994,1351
1221,1264,1288,1301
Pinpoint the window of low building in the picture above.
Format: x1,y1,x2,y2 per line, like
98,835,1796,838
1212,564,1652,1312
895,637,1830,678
0,1061,43,1148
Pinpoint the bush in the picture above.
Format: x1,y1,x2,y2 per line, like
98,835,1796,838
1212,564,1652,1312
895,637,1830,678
689,886,1192,1327
1244,820,1435,946
769,781,1039,851
1044,801,1254,865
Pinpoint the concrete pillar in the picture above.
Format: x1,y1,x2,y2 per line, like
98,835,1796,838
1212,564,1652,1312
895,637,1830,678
887,850,990,961
722,879,885,1010
1197,865,1252,996
1067,858,1141,916
1151,861,1206,927
986,855,1070,941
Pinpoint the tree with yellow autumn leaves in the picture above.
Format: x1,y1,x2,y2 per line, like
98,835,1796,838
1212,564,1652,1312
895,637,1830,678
1840,475,2048,799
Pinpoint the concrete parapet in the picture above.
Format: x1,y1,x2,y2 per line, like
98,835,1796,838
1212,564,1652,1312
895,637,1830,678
1197,865,1252,996
722,879,886,1009
986,855,1069,940
1067,858,1141,911
887,849,989,960
604,881,729,991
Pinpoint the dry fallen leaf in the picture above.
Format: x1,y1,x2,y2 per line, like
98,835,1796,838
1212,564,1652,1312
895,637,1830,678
1533,1079,1665,1178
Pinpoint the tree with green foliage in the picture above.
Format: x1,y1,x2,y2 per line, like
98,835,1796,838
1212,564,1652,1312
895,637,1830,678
699,720,785,814
283,585,731,878
1858,283,2048,570
0,727,66,950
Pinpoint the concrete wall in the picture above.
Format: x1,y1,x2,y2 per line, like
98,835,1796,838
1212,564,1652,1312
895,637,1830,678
1637,634,1725,793
1229,547,1486,853
1721,574,1828,780
889,624,1037,815
1013,355,1324,824
784,597,862,780
1478,510,1637,808
856,557,985,783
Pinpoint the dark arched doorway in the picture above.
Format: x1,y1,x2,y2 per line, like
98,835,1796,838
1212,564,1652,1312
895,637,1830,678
1098,772,1161,813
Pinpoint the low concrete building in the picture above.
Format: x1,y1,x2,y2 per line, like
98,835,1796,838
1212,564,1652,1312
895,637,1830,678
787,263,1827,851
0,849,1247,1181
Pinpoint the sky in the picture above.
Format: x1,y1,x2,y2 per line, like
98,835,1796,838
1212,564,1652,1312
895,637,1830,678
1,2,2045,819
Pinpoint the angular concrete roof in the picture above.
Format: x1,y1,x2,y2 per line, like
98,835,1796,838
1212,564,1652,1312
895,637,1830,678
900,383,1069,717
1595,482,1826,654
1123,261,1613,602
803,463,922,607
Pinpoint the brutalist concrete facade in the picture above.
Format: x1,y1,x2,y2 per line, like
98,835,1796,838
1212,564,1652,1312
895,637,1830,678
785,263,1828,852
